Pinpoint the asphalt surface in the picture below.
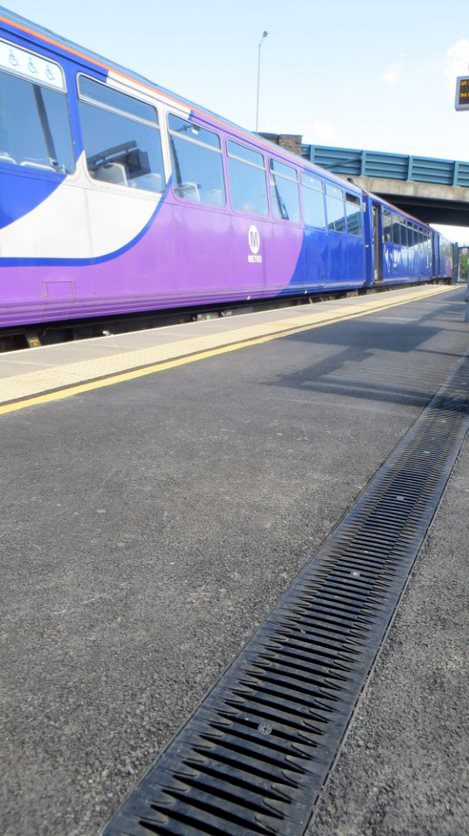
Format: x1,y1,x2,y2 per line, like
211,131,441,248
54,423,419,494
0,288,467,835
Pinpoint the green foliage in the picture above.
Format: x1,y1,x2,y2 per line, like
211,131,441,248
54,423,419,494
460,253,469,281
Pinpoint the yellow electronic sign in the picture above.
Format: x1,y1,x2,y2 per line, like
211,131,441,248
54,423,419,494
455,76,469,111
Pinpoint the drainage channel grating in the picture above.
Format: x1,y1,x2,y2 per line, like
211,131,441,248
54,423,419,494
103,357,469,836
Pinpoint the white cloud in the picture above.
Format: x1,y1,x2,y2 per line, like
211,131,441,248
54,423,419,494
304,119,337,144
380,60,403,85
445,39,469,95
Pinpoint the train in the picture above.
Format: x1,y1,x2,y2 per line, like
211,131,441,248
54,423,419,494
0,6,453,338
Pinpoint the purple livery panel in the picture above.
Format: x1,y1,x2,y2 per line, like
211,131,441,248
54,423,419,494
0,193,305,327
0,7,449,332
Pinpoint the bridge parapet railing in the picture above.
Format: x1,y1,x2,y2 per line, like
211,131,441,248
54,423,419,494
301,144,469,188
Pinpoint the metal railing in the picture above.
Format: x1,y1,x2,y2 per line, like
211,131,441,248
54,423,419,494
301,144,469,188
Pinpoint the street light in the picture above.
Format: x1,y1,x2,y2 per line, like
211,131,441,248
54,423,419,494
255,30,268,133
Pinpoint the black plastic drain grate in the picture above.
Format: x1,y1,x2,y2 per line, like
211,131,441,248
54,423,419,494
103,357,469,836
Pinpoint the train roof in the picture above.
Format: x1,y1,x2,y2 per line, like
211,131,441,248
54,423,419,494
0,5,361,196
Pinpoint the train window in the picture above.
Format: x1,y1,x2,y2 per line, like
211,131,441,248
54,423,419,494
227,140,268,216
345,193,362,236
79,76,158,124
325,184,346,232
301,173,326,228
78,76,165,192
0,53,74,174
228,141,264,167
168,114,225,206
383,210,392,243
270,159,300,222
326,184,342,200
400,224,408,247
302,172,322,191
392,216,401,245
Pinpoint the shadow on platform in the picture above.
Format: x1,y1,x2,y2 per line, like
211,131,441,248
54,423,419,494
264,314,467,409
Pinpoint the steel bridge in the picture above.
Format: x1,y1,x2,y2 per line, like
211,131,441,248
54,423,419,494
301,144,469,226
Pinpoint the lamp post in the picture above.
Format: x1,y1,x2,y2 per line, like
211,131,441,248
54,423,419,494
255,30,268,133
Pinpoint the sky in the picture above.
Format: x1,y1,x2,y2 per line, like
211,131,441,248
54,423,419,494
3,0,469,242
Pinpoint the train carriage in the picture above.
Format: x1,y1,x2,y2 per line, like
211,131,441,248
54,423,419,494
0,6,453,336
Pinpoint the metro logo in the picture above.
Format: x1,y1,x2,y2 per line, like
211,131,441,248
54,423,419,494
248,225,260,254
247,225,262,262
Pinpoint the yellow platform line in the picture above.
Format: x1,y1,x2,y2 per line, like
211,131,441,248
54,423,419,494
0,284,460,417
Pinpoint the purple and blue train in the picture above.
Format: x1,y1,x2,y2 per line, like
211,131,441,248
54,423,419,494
0,7,453,335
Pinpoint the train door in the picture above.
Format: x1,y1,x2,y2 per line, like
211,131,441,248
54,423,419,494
432,231,440,277
77,74,172,309
372,203,383,283
166,111,232,302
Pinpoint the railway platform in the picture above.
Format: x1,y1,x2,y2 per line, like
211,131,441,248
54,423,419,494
0,283,459,412
0,283,468,836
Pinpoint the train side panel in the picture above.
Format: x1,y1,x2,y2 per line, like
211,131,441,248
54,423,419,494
0,11,448,333
0,19,366,329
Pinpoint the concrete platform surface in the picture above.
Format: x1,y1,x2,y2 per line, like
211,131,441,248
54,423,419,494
0,287,467,835
0,283,458,408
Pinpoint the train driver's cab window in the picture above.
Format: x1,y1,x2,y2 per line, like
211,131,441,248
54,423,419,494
168,114,225,206
270,159,300,222
301,173,326,228
345,193,362,236
325,184,346,232
78,76,165,192
227,140,268,216
0,40,74,173
383,210,393,243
